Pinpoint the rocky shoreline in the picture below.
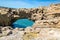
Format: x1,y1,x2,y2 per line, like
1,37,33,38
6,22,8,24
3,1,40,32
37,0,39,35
0,27,60,40
0,4,60,40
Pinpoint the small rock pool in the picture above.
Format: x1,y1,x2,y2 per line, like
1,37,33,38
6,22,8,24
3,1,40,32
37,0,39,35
12,19,34,28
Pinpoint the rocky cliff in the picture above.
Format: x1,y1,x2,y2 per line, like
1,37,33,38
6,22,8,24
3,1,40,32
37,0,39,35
0,4,60,26
0,3,60,40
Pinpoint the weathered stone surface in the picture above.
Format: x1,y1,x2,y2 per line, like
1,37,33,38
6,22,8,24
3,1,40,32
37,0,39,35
38,28,60,40
0,3,60,40
33,18,60,28
0,8,9,15
43,4,60,20
0,28,60,40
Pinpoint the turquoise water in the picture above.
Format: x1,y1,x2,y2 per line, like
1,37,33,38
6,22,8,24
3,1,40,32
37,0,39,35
12,19,34,28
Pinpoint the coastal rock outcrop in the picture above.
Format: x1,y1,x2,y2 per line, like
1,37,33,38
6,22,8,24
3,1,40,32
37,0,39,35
0,3,60,40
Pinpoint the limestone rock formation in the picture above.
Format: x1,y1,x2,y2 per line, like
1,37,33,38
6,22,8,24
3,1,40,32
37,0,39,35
0,3,60,40
43,4,60,19
0,28,60,40
33,18,60,28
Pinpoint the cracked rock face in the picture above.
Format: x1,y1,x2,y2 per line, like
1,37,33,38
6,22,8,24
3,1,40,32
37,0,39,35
0,3,60,26
33,18,60,28
0,4,60,40
0,28,60,40
43,4,60,20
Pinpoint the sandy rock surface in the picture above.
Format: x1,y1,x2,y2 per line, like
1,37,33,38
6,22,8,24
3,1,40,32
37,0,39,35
0,28,60,40
0,4,60,40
